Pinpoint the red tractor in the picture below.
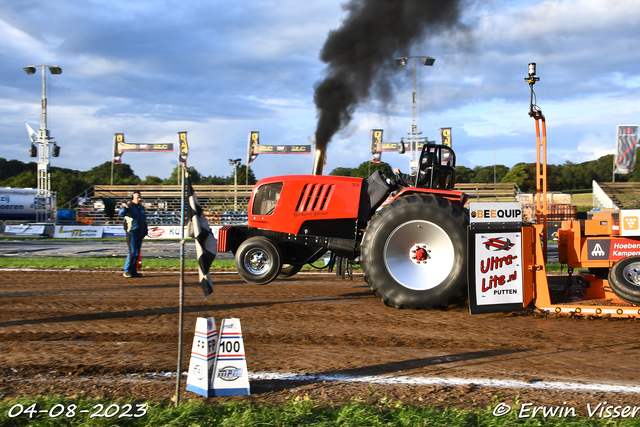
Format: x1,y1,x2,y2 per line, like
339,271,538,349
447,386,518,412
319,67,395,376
218,144,469,309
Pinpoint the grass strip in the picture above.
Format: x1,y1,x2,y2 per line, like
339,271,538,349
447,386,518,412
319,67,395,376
0,395,630,427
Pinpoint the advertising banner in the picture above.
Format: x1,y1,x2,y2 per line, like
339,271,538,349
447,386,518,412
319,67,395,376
4,224,45,236
113,133,124,164
473,232,523,306
468,202,525,315
117,142,174,152
247,131,259,165
145,226,188,240
255,144,311,154
614,125,639,174
621,210,640,237
178,131,188,164
370,129,382,163
0,191,37,220
439,127,452,147
54,225,104,239
103,225,128,238
586,238,640,261
469,202,523,224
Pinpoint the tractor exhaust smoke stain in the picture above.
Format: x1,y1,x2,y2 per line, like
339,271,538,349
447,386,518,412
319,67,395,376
313,0,465,160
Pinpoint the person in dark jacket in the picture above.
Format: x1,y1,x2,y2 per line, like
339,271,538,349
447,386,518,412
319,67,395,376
119,191,148,278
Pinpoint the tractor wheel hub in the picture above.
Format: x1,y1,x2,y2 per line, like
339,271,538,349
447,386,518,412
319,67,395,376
410,244,431,265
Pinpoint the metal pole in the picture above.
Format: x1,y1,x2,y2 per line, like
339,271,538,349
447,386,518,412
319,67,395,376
38,66,50,223
234,164,238,211
175,163,186,407
111,136,115,186
411,58,417,173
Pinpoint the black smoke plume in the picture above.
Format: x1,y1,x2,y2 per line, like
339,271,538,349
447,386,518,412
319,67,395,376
314,0,464,152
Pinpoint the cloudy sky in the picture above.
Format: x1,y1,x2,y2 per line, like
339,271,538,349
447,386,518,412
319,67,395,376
1,0,639,183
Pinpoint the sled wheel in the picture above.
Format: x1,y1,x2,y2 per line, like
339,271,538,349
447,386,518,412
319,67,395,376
360,193,468,309
608,256,640,304
235,236,282,285
280,264,302,277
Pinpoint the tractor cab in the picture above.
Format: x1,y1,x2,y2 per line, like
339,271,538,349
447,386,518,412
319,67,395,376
417,143,456,190
398,143,457,190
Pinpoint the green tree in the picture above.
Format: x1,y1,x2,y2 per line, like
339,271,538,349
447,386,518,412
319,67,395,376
164,165,201,184
200,175,228,185
142,176,164,185
501,163,535,192
51,169,87,207
0,158,35,182
351,161,393,179
83,162,141,185
1,169,37,188
629,149,640,182
229,165,257,186
454,165,474,183
471,165,509,183
329,167,353,177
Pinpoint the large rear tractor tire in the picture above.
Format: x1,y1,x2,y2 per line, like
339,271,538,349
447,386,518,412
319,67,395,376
360,194,468,309
235,236,282,285
608,256,640,305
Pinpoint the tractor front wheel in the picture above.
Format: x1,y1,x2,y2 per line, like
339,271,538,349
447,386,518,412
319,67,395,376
235,236,282,285
360,193,468,309
608,256,640,305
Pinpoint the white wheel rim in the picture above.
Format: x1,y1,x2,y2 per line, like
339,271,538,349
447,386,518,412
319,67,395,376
244,248,271,275
384,220,455,291
623,262,640,286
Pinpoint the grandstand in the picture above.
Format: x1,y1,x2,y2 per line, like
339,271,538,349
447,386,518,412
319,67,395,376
56,184,253,226
593,181,640,210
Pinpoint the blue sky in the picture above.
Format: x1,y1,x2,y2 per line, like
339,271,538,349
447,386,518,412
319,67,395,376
1,0,639,182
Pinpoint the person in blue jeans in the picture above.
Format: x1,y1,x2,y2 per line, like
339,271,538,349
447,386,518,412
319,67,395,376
119,191,148,278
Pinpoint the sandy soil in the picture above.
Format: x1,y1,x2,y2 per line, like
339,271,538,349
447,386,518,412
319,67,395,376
2,269,640,417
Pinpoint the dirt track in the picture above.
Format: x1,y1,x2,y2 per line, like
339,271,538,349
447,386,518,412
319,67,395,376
2,268,640,415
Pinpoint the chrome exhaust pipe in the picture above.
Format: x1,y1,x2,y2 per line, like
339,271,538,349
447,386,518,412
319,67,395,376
312,148,324,176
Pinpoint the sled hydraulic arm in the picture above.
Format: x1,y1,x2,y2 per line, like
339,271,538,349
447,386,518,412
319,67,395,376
525,62,548,261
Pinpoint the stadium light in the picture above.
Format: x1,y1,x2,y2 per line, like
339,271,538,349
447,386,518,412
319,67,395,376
24,64,63,223
395,56,435,173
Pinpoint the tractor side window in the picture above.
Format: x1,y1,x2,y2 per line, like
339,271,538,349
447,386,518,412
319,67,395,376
252,183,283,215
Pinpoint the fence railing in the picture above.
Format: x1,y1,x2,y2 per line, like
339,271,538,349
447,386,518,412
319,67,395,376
455,182,519,201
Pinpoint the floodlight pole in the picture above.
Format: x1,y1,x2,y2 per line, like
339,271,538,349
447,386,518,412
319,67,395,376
229,158,241,211
24,65,62,223
395,56,434,174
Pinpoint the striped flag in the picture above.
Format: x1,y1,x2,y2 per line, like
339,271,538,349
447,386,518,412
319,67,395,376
187,176,216,298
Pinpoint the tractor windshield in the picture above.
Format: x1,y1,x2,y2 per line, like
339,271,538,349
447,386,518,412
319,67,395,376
252,183,283,215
